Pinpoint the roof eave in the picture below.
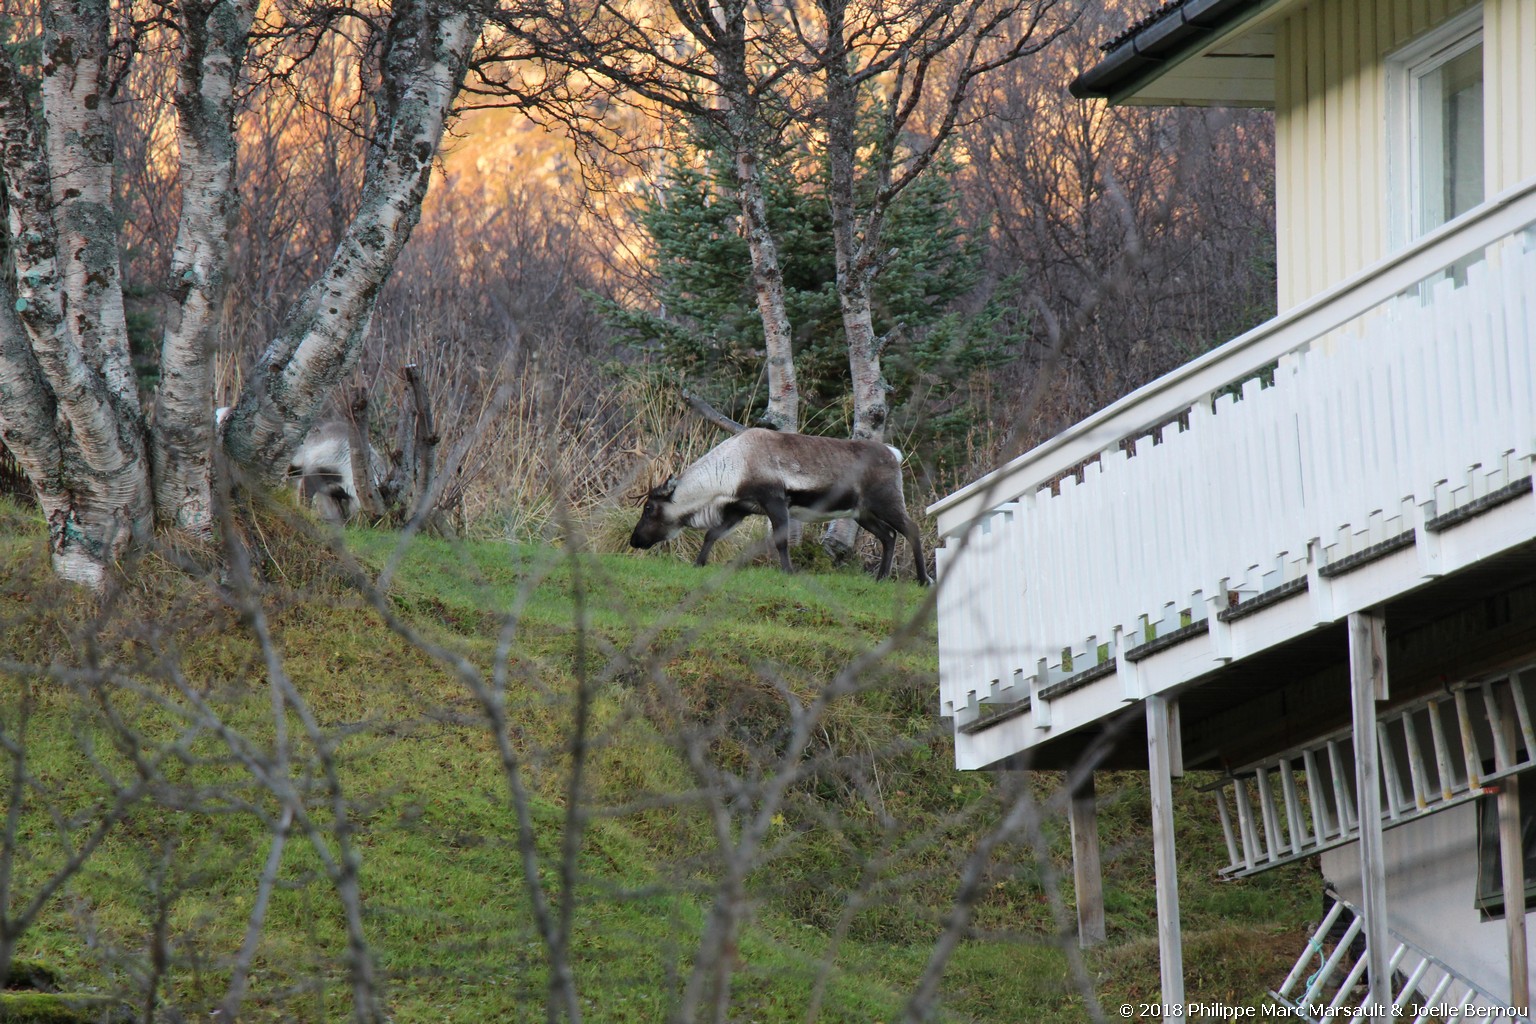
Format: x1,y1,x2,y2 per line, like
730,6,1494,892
1069,0,1269,101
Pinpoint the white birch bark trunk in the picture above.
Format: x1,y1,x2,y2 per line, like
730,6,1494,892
0,55,66,498
222,4,482,479
151,0,255,534
42,0,141,418
0,0,483,588
822,29,890,557
3,41,151,587
723,102,798,433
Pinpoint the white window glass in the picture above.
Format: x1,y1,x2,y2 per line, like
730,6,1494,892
1414,41,1484,234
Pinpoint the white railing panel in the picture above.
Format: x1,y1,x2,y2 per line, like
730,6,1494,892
938,197,1536,728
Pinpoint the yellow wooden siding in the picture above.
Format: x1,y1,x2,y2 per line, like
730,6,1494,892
1485,0,1536,194
1273,0,1534,309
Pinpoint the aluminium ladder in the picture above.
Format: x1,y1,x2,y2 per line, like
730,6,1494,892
1272,892,1530,1022
1211,667,1536,878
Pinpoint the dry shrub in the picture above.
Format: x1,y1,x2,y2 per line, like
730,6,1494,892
345,172,733,547
466,365,725,548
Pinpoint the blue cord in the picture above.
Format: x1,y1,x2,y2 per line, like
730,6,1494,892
1303,935,1326,991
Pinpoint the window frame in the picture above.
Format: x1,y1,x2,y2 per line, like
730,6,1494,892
1386,5,1485,249
1474,769,1536,921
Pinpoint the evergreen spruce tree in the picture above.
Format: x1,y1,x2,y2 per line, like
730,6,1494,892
605,121,1011,473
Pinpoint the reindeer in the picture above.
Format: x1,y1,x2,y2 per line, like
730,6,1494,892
630,428,928,582
287,421,360,523
214,406,380,523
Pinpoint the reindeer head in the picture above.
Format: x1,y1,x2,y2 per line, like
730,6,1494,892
628,476,681,549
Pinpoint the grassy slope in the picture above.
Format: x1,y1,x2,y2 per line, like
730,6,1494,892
0,503,1319,1021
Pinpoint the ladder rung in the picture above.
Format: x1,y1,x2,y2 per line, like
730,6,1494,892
1363,944,1409,1012
1303,916,1363,1005
1303,748,1334,842
1258,764,1283,862
1486,681,1513,772
1401,711,1430,810
1329,954,1370,1013
1234,777,1260,871
1393,957,1431,1010
1280,758,1309,854
1444,994,1478,1023
1379,729,1405,820
1512,670,1536,760
1216,786,1241,871
1410,974,1454,1024
1328,739,1358,831
1455,688,1482,789
1278,899,1346,997
1428,699,1456,802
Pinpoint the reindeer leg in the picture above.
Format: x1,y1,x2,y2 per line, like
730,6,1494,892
857,514,897,580
696,508,747,566
895,513,929,585
763,495,794,573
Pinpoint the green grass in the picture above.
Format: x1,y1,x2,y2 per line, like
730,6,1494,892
0,500,1318,1022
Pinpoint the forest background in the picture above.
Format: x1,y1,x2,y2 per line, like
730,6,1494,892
0,0,1277,555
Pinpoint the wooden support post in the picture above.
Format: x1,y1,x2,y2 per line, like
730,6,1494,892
1069,772,1107,948
1498,687,1529,1009
1348,610,1390,1009
1147,694,1185,1017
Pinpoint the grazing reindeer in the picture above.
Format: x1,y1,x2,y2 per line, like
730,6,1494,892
287,421,360,523
215,406,376,523
630,428,928,582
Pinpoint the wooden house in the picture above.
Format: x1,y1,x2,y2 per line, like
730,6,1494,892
929,0,1536,1016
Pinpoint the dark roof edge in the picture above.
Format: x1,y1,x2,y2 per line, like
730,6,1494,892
1069,0,1265,100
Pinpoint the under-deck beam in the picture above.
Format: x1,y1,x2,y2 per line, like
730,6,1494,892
1069,772,1106,948
1147,694,1185,1016
1348,610,1390,1009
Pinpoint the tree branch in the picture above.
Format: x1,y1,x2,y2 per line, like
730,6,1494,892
681,390,748,435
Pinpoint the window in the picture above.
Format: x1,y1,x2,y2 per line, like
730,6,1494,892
1475,772,1536,920
1389,8,1485,244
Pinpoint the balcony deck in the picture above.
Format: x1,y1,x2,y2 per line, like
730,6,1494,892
930,177,1536,772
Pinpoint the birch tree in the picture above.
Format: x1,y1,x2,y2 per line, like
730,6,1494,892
796,0,1071,554
0,0,486,588
522,0,804,431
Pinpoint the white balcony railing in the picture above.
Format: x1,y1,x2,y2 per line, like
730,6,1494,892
931,179,1536,738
